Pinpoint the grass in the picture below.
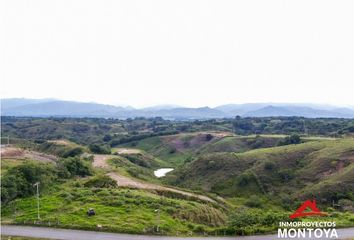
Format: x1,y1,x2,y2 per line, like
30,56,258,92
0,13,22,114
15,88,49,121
169,138,354,203
0,158,26,174
2,134,354,237
1,180,227,236
120,136,194,167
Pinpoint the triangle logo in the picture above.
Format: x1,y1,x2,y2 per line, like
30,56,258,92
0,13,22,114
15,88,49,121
289,200,327,219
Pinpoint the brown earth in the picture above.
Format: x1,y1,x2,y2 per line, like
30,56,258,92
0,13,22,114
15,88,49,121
0,146,57,163
93,154,216,203
47,140,71,146
113,148,141,154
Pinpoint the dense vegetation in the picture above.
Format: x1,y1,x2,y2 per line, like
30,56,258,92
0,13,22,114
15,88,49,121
168,139,354,205
1,116,354,236
2,116,354,146
1,157,92,204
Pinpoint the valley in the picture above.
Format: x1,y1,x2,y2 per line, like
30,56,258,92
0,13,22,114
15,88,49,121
1,116,354,236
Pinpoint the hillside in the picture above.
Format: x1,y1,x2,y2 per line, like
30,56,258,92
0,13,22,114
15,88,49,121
1,117,354,236
168,138,354,205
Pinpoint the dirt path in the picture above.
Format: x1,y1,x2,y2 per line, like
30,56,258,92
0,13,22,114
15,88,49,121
92,154,112,168
113,148,141,154
0,146,57,162
93,154,215,203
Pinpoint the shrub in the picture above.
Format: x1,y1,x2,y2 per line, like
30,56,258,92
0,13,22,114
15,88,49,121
278,169,294,182
89,144,111,154
124,154,150,168
338,199,354,211
84,175,118,188
264,160,276,171
245,195,263,208
1,162,57,204
229,209,261,228
205,134,213,141
277,134,301,146
236,171,254,187
58,157,93,178
62,147,84,158
229,209,287,228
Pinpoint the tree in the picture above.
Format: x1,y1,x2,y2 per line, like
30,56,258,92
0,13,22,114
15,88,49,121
58,157,93,178
84,175,118,188
278,134,301,146
89,144,111,154
1,162,57,204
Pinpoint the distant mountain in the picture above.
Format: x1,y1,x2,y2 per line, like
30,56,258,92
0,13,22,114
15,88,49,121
244,105,354,118
1,98,55,110
215,103,269,116
244,105,296,117
1,98,354,119
1,100,131,117
140,107,225,119
141,105,182,111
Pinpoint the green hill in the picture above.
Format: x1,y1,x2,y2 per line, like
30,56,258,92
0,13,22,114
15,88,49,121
168,138,354,205
2,117,354,236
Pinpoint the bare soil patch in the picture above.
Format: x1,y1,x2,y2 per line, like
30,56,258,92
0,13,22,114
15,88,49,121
92,154,113,168
93,153,215,203
114,148,141,155
107,172,215,203
47,140,71,146
1,146,57,163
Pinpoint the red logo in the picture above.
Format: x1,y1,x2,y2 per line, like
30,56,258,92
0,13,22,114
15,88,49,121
289,200,327,219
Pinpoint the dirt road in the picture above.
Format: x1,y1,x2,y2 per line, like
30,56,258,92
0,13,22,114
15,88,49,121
93,154,216,203
0,146,57,162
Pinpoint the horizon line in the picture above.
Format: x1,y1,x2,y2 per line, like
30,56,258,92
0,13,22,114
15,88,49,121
2,97,354,110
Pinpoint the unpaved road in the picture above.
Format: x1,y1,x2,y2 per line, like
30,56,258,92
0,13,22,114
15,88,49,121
92,154,112,168
114,148,142,154
0,146,57,162
2,225,354,240
107,172,215,203
93,154,216,203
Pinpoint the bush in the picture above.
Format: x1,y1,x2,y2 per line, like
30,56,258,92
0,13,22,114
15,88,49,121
245,195,263,208
62,147,84,158
89,144,111,154
1,162,57,204
229,209,288,228
278,169,294,182
205,134,214,141
58,157,93,178
229,209,261,228
277,134,301,146
236,171,254,187
124,154,150,168
264,160,276,171
84,175,118,188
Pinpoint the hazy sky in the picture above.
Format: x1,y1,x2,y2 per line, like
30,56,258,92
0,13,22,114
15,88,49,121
1,0,354,107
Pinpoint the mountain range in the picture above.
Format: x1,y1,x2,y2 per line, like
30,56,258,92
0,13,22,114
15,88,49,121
1,98,354,119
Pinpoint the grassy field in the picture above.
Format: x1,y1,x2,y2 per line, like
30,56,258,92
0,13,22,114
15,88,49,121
1,179,227,236
168,138,354,203
1,122,354,236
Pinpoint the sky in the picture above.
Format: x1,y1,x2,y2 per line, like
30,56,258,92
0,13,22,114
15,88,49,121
1,0,354,108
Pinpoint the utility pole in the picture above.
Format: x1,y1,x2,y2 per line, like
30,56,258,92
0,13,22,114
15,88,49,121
33,182,40,220
155,209,160,232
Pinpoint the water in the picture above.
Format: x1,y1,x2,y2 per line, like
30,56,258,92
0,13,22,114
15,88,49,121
154,168,174,178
